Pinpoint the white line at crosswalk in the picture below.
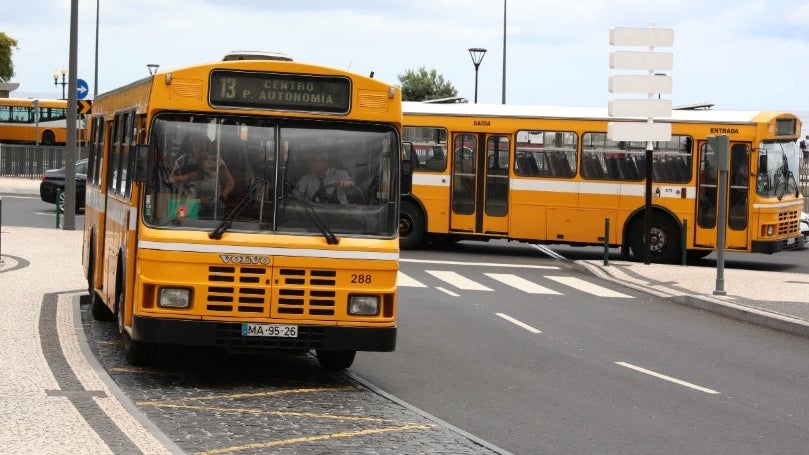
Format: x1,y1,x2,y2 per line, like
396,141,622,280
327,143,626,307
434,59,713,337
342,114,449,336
426,270,494,291
398,270,634,299
544,276,633,298
485,273,561,294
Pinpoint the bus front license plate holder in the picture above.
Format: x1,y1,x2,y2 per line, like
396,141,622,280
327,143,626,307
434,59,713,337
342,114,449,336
241,323,298,338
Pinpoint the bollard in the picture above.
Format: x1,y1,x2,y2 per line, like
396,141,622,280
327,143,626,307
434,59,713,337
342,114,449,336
603,217,610,266
55,188,61,228
681,219,687,266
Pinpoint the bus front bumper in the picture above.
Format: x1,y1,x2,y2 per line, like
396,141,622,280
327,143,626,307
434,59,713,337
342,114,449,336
131,316,396,352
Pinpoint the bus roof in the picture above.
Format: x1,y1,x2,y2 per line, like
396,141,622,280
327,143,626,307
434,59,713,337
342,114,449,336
401,101,792,125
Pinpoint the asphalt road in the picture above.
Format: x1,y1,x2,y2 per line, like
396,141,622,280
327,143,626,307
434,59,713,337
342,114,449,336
354,242,809,454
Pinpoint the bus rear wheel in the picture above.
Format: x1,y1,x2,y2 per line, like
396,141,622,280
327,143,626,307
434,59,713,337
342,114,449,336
629,214,681,264
315,350,356,370
117,287,155,365
399,201,426,250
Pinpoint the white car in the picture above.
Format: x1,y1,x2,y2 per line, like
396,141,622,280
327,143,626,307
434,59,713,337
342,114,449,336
801,211,809,245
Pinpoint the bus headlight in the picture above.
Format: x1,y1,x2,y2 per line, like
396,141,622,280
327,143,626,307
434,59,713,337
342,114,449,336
348,295,379,315
767,225,774,236
159,288,191,308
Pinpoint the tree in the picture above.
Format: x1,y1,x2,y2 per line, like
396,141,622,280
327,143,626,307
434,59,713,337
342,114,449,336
0,32,18,82
397,67,458,102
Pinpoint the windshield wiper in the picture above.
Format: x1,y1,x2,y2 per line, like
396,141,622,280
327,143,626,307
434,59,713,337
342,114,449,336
209,178,265,240
286,185,339,245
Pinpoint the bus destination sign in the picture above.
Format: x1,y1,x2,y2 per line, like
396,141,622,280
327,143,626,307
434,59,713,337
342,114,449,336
209,70,351,114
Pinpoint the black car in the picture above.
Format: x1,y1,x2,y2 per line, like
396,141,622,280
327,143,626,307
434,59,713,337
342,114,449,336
39,158,87,213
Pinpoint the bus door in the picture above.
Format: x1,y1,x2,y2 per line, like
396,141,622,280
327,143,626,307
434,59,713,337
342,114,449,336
449,133,510,235
694,141,750,250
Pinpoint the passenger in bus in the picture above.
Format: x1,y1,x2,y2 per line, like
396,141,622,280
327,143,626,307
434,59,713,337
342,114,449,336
296,150,354,204
170,134,235,215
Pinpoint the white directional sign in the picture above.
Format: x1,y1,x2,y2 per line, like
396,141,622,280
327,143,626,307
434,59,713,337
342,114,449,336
607,25,674,143
607,122,672,142
608,99,672,118
609,74,672,94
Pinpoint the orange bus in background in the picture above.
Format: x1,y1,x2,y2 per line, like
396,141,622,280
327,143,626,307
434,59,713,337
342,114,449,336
0,98,84,145
83,53,404,369
400,102,804,263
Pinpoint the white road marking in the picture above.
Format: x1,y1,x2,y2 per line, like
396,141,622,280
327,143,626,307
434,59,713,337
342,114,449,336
436,287,460,297
426,270,493,291
495,313,542,333
485,273,562,294
397,271,427,288
545,275,633,298
615,361,720,395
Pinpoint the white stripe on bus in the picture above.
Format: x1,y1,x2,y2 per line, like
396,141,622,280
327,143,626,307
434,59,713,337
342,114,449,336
137,240,398,261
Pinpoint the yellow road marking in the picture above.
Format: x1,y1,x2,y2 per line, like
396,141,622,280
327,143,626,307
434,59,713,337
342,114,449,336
192,423,433,454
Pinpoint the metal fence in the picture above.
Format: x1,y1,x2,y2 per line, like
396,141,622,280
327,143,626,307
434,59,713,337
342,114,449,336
0,144,88,178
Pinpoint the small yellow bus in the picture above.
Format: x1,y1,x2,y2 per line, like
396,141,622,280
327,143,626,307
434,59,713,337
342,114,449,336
401,102,804,263
0,98,78,145
83,54,404,369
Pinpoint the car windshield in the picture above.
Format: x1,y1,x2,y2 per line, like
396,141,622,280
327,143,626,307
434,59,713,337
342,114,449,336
142,113,400,239
756,140,800,199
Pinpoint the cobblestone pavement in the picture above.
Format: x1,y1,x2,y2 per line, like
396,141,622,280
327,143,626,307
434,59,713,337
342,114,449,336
79,296,507,455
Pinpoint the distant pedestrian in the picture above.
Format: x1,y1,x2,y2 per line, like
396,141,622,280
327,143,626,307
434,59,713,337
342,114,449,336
801,135,809,163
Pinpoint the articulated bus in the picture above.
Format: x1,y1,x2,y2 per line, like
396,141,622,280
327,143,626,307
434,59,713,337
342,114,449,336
400,102,804,263
0,98,79,145
83,54,404,369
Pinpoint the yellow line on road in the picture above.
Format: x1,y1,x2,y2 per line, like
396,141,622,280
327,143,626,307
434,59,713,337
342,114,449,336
192,423,433,454
136,385,355,405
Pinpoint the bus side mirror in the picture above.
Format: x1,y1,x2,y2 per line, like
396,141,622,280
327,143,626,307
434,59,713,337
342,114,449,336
133,145,149,182
401,159,413,196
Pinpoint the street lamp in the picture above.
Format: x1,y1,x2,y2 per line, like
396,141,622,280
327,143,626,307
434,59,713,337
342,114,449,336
468,47,487,103
53,66,67,100
147,64,160,75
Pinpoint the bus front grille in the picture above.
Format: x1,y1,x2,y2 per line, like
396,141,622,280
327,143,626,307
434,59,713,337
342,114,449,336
778,210,800,236
204,266,337,317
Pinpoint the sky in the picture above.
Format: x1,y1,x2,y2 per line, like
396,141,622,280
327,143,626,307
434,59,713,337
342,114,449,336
2,0,809,115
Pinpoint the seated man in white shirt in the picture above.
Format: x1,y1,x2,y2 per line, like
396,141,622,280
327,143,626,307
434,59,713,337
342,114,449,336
296,151,354,204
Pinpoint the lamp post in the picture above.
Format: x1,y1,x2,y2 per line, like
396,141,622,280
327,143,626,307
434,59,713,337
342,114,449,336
468,48,487,103
53,66,67,100
147,64,160,75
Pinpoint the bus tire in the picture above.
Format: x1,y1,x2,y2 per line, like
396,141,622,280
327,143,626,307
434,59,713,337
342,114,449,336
399,200,427,250
629,214,681,264
315,349,356,370
116,285,155,366
41,130,56,146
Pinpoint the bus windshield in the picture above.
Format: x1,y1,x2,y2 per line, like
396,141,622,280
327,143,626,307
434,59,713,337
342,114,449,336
144,114,399,238
756,140,800,199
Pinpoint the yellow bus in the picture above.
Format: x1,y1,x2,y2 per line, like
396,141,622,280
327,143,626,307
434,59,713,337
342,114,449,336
0,98,76,145
83,54,404,369
400,102,804,263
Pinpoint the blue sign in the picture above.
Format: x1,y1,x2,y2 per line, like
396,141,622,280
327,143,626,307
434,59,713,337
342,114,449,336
76,79,89,100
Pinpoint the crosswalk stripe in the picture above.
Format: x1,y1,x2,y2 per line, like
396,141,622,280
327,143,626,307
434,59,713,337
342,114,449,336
544,276,633,298
485,273,562,294
397,271,427,288
426,270,494,291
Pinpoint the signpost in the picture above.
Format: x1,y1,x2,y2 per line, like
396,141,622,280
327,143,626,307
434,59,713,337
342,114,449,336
608,25,674,264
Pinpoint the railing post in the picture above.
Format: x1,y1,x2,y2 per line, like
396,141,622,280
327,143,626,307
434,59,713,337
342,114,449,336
603,217,610,266
56,188,61,228
681,218,687,266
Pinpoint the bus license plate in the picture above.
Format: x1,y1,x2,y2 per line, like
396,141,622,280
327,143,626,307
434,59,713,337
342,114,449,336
241,323,298,338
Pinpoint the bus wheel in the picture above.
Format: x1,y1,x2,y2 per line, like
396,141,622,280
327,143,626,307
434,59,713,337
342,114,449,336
399,201,426,250
41,130,56,146
116,287,155,365
630,214,681,264
315,350,356,370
